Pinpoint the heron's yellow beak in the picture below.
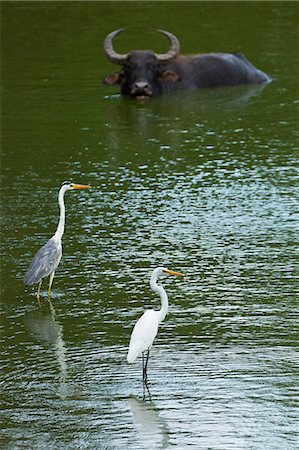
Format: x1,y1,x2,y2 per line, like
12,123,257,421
163,269,184,276
72,184,90,189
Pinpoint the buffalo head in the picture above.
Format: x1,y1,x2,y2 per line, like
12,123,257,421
103,29,181,98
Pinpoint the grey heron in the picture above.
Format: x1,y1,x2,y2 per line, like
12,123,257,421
24,181,90,302
127,267,184,384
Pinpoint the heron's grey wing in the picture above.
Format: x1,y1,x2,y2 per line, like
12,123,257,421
24,238,62,285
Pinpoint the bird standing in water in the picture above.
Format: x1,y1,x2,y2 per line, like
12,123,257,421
127,267,184,384
24,181,90,302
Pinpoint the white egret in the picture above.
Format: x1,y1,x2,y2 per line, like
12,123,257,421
127,267,184,383
24,181,90,301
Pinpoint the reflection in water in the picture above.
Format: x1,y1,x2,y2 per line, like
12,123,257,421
25,303,68,398
128,396,169,449
103,84,270,154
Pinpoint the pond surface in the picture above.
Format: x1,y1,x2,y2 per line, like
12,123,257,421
1,2,298,449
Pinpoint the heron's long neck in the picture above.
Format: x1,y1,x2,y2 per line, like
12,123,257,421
53,189,66,241
150,275,168,323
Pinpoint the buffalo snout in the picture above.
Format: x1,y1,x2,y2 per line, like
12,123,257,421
131,81,153,97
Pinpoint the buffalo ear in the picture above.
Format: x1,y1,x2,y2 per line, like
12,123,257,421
159,70,181,82
103,73,123,85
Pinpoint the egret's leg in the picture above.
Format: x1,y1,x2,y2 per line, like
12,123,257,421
142,352,145,382
144,381,152,401
37,280,42,304
48,271,55,297
143,349,150,383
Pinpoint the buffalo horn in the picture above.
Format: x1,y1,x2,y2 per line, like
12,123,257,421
104,29,180,65
155,30,180,62
103,29,128,64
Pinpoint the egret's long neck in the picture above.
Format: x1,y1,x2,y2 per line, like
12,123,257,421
53,188,66,240
150,274,168,323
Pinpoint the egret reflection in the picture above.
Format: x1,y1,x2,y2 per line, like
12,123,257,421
128,396,169,449
24,302,68,398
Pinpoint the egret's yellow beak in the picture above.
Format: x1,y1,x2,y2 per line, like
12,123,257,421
163,269,184,276
72,184,90,189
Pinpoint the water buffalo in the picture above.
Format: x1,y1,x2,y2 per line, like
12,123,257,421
103,29,271,98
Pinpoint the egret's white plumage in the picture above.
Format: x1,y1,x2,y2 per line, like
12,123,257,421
24,181,90,301
127,310,160,363
127,267,184,382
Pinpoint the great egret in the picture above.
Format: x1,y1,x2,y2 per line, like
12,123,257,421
24,181,90,301
127,267,184,384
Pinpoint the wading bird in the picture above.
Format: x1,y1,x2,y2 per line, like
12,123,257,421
127,267,184,384
24,181,90,302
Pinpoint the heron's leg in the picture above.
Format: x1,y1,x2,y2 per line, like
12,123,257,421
37,280,42,304
48,271,55,297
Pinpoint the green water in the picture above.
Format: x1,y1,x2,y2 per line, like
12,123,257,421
1,2,298,449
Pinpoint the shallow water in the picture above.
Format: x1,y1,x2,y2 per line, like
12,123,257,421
1,2,298,449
